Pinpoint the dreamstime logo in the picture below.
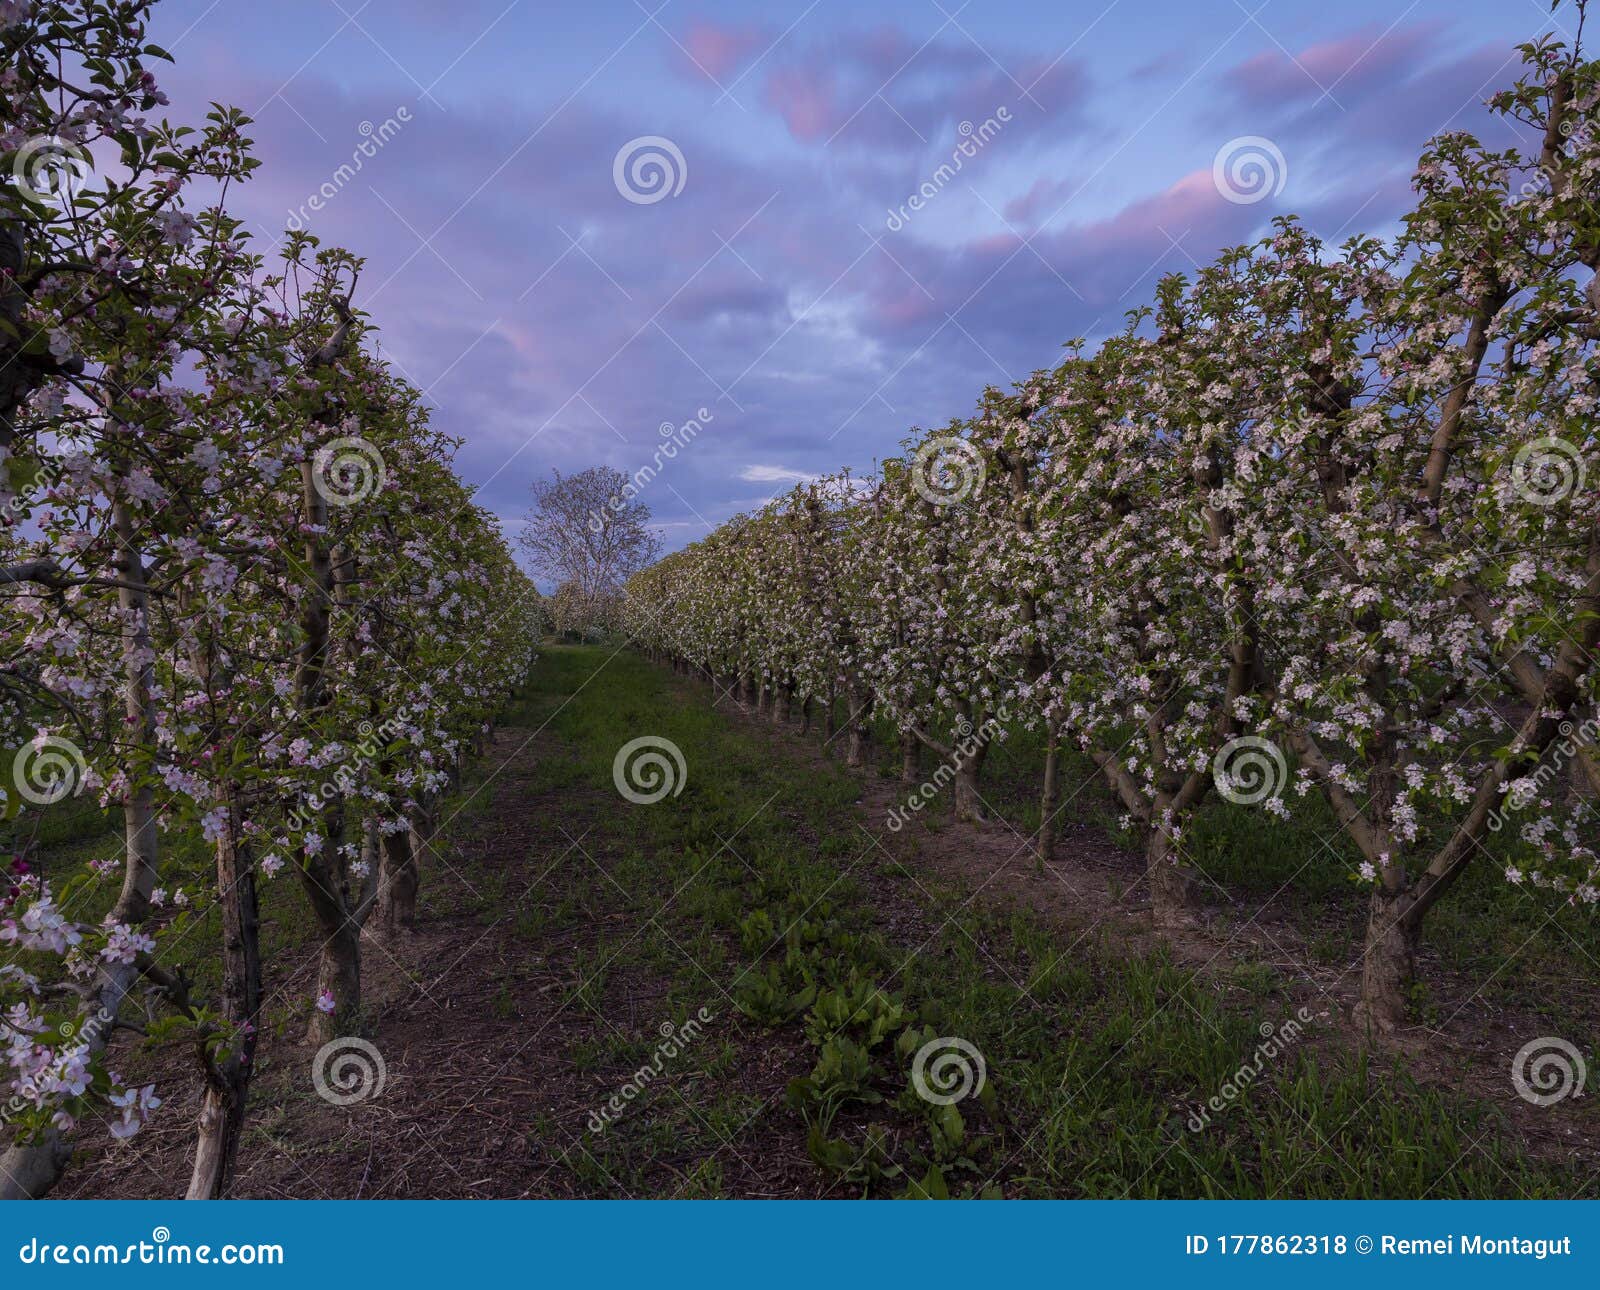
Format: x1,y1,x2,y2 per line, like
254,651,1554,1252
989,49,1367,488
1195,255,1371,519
1,1006,115,1131
1488,113,1599,235
1212,136,1287,205
12,736,87,806
0,455,67,527
911,436,984,507
1491,714,1600,835
613,135,687,205
16,1226,284,1267
311,1036,387,1106
886,712,1007,832
1211,736,1287,806
612,735,687,804
1509,436,1584,506
284,107,412,231
586,407,714,534
910,1036,986,1105
312,436,386,506
885,108,1012,231
1511,1036,1587,1107
283,716,406,836
1189,1008,1315,1131
56,1006,114,1046
587,1008,714,1133
10,135,91,209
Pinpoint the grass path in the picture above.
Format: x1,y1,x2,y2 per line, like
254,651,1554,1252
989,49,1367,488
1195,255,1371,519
69,645,1595,1198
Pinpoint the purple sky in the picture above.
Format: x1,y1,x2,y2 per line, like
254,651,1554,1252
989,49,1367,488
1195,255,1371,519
149,0,1567,557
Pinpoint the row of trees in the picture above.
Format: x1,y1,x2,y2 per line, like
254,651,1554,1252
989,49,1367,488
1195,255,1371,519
627,15,1600,1032
0,2,539,1197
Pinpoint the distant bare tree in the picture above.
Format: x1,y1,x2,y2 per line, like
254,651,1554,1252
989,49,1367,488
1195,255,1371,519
519,466,661,631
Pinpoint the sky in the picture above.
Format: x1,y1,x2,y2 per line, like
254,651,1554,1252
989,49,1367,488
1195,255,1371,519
147,0,1575,553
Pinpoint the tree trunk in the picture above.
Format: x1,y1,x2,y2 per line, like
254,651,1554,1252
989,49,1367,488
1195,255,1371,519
410,805,435,873
0,219,39,448
0,495,160,1198
377,828,419,930
1146,822,1197,928
187,807,262,1199
900,732,919,781
822,691,837,756
845,686,872,768
951,764,987,823
308,922,362,1046
1356,886,1419,1033
798,697,813,735
110,493,161,931
1037,723,1060,874
949,722,991,823
283,323,365,1050
296,828,362,1046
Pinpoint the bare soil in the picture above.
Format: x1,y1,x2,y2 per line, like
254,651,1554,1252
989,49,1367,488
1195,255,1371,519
57,662,1596,1198
697,675,1599,1173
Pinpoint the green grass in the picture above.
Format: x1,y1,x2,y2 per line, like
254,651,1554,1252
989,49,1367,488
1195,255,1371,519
486,645,1593,1199
12,644,1591,1198
861,702,1600,1044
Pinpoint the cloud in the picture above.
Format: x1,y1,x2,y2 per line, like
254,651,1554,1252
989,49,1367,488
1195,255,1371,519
1223,23,1443,108
1209,22,1524,180
148,3,1559,564
680,21,768,82
738,465,817,484
670,22,1091,150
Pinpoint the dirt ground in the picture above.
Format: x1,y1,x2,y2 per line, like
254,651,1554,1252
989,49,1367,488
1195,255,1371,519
58,663,1596,1198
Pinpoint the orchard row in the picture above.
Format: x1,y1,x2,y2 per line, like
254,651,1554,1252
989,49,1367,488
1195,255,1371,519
627,26,1600,1036
0,3,539,1197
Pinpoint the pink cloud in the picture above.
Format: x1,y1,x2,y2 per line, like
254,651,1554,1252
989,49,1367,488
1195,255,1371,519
1225,23,1441,104
763,65,844,142
668,23,1091,149
1004,176,1065,227
681,21,766,82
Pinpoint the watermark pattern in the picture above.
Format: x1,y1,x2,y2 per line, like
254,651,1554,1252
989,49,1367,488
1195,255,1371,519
886,714,1003,832
1489,111,1598,233
9,135,91,209
0,453,67,527
911,435,984,507
1,1006,114,1131
884,108,1012,231
283,717,406,837
311,1036,387,1106
612,135,687,205
312,436,386,506
909,1035,986,1105
1211,136,1287,205
1211,736,1286,806
1188,1008,1314,1131
612,735,687,804
1511,1036,1587,1106
11,735,87,806
17,1228,283,1266
1509,436,1584,506
1491,713,1598,836
587,1009,713,1133
586,408,713,534
284,108,412,231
